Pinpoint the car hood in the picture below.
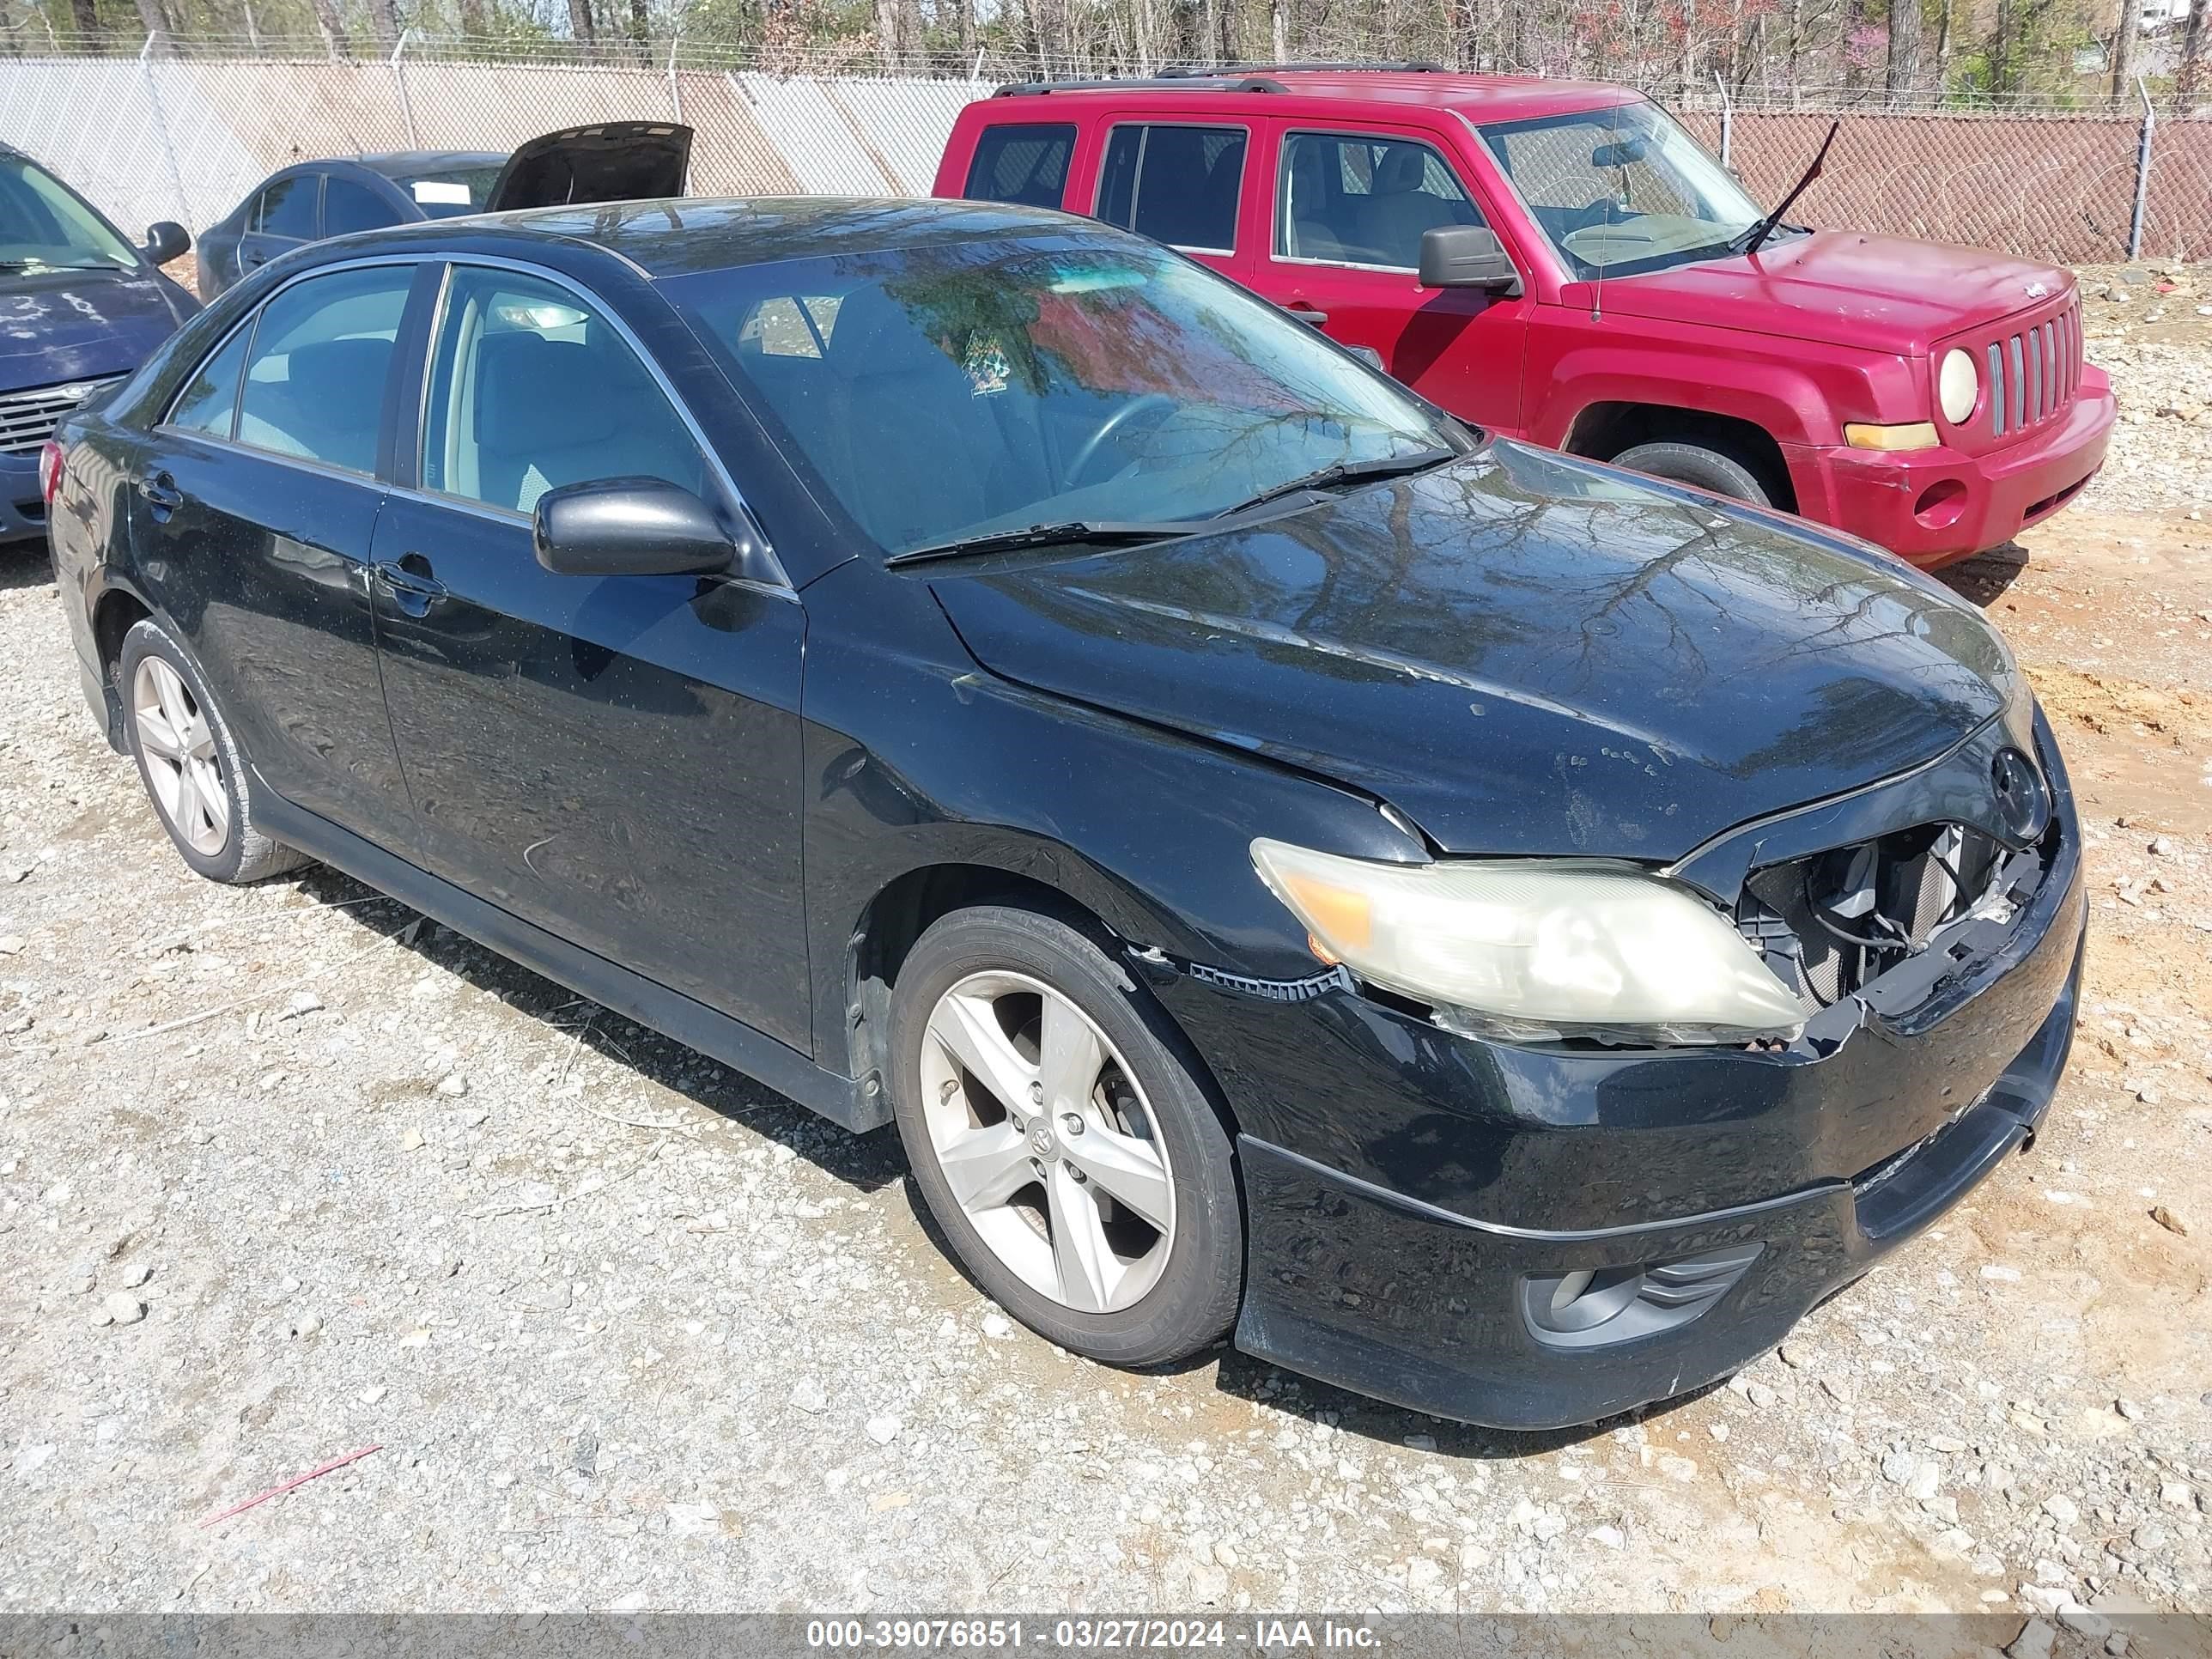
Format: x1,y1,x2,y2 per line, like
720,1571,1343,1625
1588,230,2072,352
483,121,693,212
0,265,183,386
929,442,2014,861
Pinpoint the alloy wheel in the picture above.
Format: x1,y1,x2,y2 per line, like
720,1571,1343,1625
132,656,231,857
918,970,1176,1314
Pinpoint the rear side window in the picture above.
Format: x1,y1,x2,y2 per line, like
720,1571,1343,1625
254,175,319,240
166,324,252,438
963,124,1076,210
1095,124,1246,253
323,177,398,237
237,264,412,474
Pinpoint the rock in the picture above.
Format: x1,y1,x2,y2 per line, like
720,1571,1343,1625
117,1263,152,1289
2020,1585,2069,1619
2104,287,2130,303
865,1415,900,1445
1406,1557,1443,1590
2042,1492,2080,1528
2107,1635,2131,1657
289,1312,322,1338
434,1073,469,1097
1929,1435,1969,1454
2114,1397,2142,1421
2005,1616,2057,1659
2150,1205,2191,1237
282,990,324,1019
2159,1479,2196,1509
1588,1525,1625,1547
101,1292,145,1326
2132,1521,2170,1552
1882,1451,1919,1484
360,1385,389,1406
0,934,24,956
789,1378,828,1415
981,1312,1012,1339
2148,835,2176,855
2058,1607,2113,1640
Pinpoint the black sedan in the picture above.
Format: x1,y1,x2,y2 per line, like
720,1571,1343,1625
40,198,2083,1430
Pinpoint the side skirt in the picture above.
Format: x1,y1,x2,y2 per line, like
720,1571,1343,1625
253,782,888,1134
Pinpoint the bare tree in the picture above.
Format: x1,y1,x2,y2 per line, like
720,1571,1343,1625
2107,0,2136,101
2181,0,2208,108
1887,0,1923,99
131,0,169,45
459,0,488,38
368,0,399,47
307,0,349,58
568,0,599,54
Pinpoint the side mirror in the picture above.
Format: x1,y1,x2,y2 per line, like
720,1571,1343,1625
1418,226,1522,295
534,477,761,579
143,222,191,266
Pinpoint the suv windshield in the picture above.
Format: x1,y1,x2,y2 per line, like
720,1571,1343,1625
668,234,1462,557
0,152,140,271
1480,100,1773,280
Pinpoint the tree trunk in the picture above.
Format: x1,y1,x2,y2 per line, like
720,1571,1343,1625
1989,0,2013,92
2181,0,2209,109
1887,0,1923,100
2108,0,2136,101
629,0,649,52
131,0,168,46
956,0,974,57
1935,0,1952,86
69,0,100,40
1270,0,1285,60
1215,0,1237,60
874,0,897,68
898,0,925,61
459,0,489,39
368,0,400,48
568,0,599,54
308,0,349,59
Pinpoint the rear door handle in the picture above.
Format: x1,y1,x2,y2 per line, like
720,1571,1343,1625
137,470,183,514
1285,305,1328,325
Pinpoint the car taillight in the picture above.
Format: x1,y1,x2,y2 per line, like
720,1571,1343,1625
37,440,64,507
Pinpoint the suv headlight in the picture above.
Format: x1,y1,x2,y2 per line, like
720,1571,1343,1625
1938,348,1979,426
1251,839,1805,1046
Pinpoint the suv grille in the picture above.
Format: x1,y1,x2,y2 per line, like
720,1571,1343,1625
1984,297,2081,441
1735,823,2008,1012
0,376,120,458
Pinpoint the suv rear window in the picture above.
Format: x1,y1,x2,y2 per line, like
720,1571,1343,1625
964,124,1077,210
1095,124,1246,254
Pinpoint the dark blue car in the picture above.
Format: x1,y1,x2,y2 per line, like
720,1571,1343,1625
3,143,198,548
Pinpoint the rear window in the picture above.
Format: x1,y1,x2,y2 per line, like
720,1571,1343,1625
396,165,503,219
1095,124,1246,254
963,124,1076,210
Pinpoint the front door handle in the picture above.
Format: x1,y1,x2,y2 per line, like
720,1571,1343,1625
1285,304,1328,325
137,470,183,515
373,555,447,611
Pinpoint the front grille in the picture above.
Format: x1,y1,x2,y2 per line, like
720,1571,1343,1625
0,375,119,458
1735,823,2009,1012
1983,297,2081,441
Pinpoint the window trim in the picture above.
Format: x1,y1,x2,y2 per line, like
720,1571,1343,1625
158,308,253,440
963,120,1079,210
1092,119,1251,258
1270,127,1487,276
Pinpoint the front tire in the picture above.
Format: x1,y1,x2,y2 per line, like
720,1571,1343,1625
888,906,1242,1368
119,618,308,884
1612,437,1778,507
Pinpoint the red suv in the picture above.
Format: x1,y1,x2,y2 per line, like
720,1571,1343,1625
935,64,2115,568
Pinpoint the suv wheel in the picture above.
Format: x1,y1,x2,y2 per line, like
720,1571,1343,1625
119,618,308,884
1612,438,1776,507
888,906,1243,1367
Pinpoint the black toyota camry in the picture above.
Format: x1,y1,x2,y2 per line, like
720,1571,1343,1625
39,196,2082,1430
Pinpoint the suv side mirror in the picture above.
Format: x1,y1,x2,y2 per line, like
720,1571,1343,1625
142,222,191,266
535,477,765,580
1419,225,1522,295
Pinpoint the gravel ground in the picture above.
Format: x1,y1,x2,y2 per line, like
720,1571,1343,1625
3,317,2211,1626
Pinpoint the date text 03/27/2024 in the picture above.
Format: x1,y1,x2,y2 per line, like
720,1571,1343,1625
804,1620,1383,1650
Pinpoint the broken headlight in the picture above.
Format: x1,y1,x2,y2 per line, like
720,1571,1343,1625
1251,840,1807,1047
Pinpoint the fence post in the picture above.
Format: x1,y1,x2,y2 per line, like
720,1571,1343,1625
137,33,193,233
391,29,420,149
1713,68,1732,169
2129,74,2154,262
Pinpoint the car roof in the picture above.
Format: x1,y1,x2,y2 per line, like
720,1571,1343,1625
349,150,507,179
323,195,1092,279
984,67,1643,123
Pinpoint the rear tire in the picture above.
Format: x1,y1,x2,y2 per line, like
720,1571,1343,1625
888,905,1242,1368
1612,438,1777,507
118,617,309,884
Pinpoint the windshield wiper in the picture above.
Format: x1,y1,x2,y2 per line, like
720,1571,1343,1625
1731,118,1839,258
885,519,1206,568
0,258,120,273
1212,447,1458,519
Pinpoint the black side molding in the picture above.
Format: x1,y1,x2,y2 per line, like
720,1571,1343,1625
252,781,887,1134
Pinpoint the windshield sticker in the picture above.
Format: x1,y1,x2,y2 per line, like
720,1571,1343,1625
411,180,474,205
963,334,1012,398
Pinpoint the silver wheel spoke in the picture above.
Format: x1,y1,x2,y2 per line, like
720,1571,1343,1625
1047,1164,1116,1313
1062,1122,1173,1233
937,1120,1035,1213
194,761,231,839
133,657,229,856
932,991,1041,1117
135,705,185,760
1037,994,1104,1113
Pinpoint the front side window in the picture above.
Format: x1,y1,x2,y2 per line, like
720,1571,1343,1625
1095,125,1246,254
323,177,398,237
255,174,319,240
963,124,1077,210
1278,132,1484,270
0,151,138,271
167,324,252,438
236,264,411,473
422,266,706,515
670,234,1461,557
1480,100,1767,278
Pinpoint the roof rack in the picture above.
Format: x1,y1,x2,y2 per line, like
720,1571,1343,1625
1157,59,1452,75
992,73,1288,97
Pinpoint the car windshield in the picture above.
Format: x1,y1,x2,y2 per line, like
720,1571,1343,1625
0,152,139,271
667,234,1463,557
395,164,504,218
1480,100,1773,279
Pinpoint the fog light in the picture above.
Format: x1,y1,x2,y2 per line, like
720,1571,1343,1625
1912,476,1969,529
1521,1243,1763,1350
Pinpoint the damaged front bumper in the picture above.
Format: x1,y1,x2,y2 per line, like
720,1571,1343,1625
1143,708,2085,1430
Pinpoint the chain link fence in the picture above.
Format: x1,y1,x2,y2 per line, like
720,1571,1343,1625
3,38,2207,269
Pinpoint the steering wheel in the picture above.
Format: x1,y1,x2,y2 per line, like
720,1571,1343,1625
1067,394,1179,487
